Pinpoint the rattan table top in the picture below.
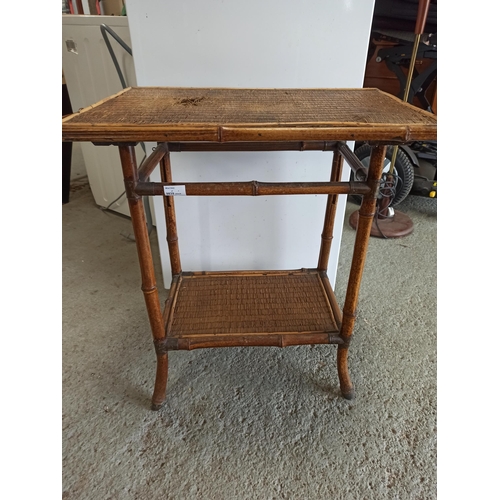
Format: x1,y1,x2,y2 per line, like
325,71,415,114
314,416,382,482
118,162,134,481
62,87,437,143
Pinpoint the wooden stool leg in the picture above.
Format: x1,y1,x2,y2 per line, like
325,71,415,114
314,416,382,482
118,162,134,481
118,145,168,410
338,144,387,399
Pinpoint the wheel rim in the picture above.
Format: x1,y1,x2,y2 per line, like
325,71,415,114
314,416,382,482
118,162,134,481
359,155,392,175
358,151,403,205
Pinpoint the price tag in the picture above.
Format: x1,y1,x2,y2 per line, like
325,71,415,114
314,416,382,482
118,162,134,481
163,185,186,196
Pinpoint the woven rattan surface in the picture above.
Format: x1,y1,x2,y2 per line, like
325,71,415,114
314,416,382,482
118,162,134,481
62,87,437,142
168,271,339,337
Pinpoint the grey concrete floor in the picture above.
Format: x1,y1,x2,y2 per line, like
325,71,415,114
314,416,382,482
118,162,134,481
62,180,436,499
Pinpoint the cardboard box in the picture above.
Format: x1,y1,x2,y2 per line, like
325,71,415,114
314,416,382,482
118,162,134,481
101,0,124,16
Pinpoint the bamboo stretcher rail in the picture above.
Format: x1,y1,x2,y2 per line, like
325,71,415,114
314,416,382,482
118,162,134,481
319,272,343,327
167,141,338,152
138,142,169,181
338,142,369,181
161,276,179,329
165,333,344,351
178,268,322,277
135,180,370,197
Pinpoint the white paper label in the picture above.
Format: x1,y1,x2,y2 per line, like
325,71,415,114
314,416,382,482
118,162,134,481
163,185,186,196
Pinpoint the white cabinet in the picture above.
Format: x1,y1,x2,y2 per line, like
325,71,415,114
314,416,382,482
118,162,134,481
62,15,140,217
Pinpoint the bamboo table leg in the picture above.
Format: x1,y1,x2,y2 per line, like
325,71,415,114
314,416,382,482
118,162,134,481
318,146,344,272
118,145,168,410
120,141,386,406
159,148,182,277
337,144,386,399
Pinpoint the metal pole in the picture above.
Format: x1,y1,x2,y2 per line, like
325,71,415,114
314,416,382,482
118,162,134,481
388,33,422,175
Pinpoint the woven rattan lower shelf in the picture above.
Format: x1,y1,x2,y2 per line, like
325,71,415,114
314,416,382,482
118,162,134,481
160,269,344,351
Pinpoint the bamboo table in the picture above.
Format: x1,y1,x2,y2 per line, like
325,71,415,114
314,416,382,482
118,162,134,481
62,87,437,410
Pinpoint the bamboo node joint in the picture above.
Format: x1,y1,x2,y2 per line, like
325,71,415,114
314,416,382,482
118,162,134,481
124,179,139,201
328,334,344,345
339,336,352,347
343,311,357,320
154,337,177,354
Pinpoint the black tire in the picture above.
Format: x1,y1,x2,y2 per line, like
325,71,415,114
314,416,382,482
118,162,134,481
349,144,415,207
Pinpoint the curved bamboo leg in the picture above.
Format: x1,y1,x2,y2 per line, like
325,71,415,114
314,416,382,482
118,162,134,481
150,148,183,411
317,148,353,398
119,145,168,410
151,353,169,410
338,144,387,399
337,346,354,399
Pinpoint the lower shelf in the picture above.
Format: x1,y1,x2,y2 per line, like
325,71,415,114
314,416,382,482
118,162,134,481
162,269,344,350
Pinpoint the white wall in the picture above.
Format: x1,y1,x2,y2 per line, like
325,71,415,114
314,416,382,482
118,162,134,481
126,0,375,288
